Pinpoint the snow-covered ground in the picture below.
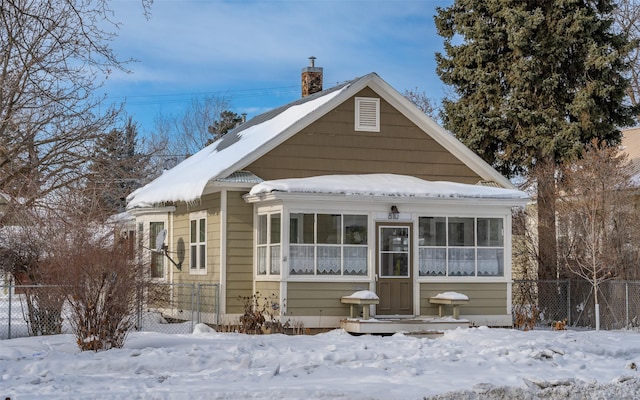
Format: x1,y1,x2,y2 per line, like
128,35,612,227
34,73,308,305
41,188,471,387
2,325,640,399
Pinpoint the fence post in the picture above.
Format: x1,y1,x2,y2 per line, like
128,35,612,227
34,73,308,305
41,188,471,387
190,283,195,333
216,284,220,326
566,280,571,326
8,278,12,340
626,282,630,328
196,284,202,325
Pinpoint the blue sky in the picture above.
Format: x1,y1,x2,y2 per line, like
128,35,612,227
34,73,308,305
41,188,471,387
102,0,453,135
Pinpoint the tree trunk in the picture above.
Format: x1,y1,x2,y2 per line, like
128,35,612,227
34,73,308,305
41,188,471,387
536,155,558,279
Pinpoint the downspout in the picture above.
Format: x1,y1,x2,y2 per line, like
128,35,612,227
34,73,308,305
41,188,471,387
219,189,227,315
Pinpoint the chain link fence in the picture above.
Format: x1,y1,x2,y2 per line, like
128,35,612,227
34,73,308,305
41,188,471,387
1,280,219,340
512,279,640,330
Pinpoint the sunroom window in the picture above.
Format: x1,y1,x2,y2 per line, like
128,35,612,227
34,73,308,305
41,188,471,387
289,213,368,276
257,213,281,275
418,216,504,277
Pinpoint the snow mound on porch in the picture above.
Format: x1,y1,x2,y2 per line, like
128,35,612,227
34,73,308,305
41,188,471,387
249,174,528,199
342,290,380,300
433,291,469,301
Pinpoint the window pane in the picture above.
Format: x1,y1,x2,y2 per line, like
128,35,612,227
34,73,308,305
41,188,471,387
257,215,267,245
317,246,340,274
257,246,267,275
344,215,367,244
290,245,314,275
477,218,503,247
151,252,164,278
290,213,315,244
344,246,367,275
380,252,409,277
270,245,280,274
190,245,197,270
419,248,446,276
149,222,165,278
270,213,281,244
381,227,408,252
318,214,341,244
448,218,474,246
199,218,206,243
478,249,503,276
199,244,206,269
448,248,475,276
150,222,164,249
190,220,196,244
419,217,446,246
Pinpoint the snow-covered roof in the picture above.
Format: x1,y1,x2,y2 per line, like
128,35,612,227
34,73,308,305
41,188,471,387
126,82,349,209
249,174,528,201
127,73,515,209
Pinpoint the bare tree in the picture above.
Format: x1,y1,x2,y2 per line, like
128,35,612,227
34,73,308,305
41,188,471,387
557,140,640,330
154,95,239,159
0,0,150,225
403,88,440,121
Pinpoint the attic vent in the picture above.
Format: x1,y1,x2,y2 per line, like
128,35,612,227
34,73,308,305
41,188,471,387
355,97,380,132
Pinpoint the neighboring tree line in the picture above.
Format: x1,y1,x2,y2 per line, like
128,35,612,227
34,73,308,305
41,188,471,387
0,0,242,350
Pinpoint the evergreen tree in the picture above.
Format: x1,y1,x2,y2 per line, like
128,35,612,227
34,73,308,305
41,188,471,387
88,117,151,214
206,110,243,146
435,0,637,279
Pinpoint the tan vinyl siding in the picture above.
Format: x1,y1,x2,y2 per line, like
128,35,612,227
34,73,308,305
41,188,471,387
171,194,221,284
225,190,254,313
255,281,280,299
286,282,370,317
419,282,508,316
247,87,481,183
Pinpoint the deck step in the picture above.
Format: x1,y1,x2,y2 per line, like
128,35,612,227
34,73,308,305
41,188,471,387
340,317,469,335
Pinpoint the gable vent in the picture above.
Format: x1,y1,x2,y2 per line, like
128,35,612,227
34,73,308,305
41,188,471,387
355,97,380,132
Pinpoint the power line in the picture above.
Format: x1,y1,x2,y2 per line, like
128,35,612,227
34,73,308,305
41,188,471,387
107,85,301,106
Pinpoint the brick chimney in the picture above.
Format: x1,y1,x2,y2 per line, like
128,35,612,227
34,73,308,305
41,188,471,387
301,56,323,97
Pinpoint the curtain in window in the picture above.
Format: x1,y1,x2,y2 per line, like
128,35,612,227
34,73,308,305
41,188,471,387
290,245,314,275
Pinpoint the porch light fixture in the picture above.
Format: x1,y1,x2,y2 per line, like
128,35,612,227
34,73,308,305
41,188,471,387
388,205,399,220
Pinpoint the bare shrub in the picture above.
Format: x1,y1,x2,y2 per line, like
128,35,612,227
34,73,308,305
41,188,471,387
238,292,285,334
0,207,67,336
56,239,139,351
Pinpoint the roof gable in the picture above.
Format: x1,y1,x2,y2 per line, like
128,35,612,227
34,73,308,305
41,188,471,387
127,73,512,208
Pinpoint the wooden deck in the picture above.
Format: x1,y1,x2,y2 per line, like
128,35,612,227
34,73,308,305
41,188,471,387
340,317,470,335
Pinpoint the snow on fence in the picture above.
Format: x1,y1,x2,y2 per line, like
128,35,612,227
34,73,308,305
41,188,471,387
0,282,219,340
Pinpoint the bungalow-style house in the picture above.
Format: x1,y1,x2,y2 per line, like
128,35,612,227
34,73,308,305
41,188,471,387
126,61,528,328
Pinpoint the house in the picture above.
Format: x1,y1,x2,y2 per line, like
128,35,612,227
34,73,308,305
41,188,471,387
126,61,528,328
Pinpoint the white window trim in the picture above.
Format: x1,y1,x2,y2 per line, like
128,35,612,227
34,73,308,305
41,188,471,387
136,215,170,282
355,97,380,132
189,210,207,275
255,210,282,278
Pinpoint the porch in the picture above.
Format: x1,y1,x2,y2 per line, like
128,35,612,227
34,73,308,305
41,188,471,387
340,316,470,335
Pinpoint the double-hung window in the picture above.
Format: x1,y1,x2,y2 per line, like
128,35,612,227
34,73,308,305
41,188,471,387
190,211,207,273
289,213,368,276
257,213,281,276
418,216,504,277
